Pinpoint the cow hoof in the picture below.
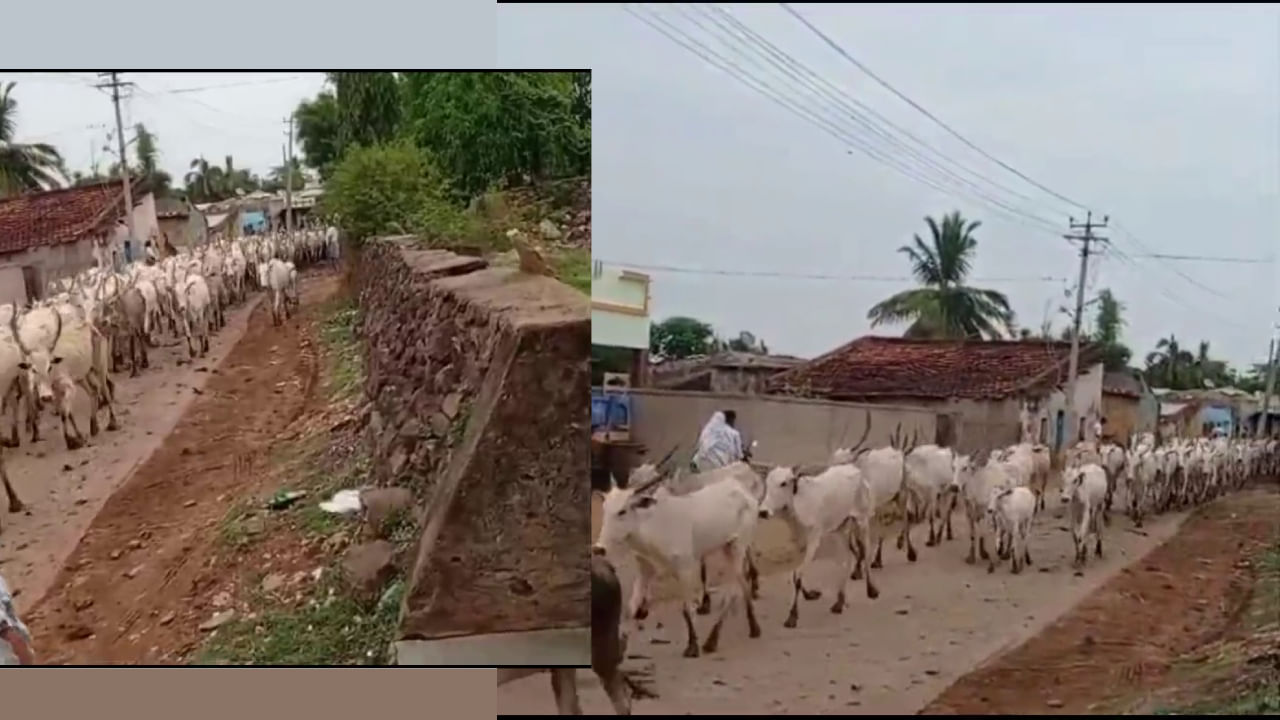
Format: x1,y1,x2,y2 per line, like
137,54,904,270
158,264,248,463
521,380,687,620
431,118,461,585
801,588,822,601
107,420,120,432
634,606,649,621
696,600,711,616
907,547,918,562
783,614,798,629
965,555,975,565
682,645,699,659
7,500,24,513
866,584,879,600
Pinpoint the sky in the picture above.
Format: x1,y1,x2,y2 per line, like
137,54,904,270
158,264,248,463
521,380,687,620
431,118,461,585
497,3,1280,371
7,72,328,184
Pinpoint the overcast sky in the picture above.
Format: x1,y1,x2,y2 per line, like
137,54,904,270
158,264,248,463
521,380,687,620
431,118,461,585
499,3,1279,370
7,72,327,183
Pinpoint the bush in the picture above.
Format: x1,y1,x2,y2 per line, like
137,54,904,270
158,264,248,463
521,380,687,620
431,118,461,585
320,141,455,243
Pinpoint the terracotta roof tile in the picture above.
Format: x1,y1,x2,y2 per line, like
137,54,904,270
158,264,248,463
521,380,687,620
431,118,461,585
0,179,135,254
765,336,1103,401
1102,370,1144,398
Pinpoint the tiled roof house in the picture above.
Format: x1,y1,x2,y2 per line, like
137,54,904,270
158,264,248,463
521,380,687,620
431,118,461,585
0,178,136,255
766,336,1102,401
765,336,1107,451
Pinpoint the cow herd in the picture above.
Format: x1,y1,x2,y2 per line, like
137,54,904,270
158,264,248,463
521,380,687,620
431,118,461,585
0,224,341,533
585,415,1279,713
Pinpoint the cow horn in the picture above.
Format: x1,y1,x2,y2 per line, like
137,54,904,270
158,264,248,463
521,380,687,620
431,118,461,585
8,310,28,357
849,410,872,454
50,308,62,352
654,444,680,472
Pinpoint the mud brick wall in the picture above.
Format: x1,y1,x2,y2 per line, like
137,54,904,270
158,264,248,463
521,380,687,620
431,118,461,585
355,236,589,640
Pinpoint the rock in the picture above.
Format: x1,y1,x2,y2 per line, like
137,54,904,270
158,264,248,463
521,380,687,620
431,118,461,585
538,218,562,240
62,463,73,472
184,500,197,508
429,412,451,437
212,591,232,608
72,596,94,611
109,549,123,560
127,539,144,550
124,565,144,579
65,624,94,641
441,393,462,419
74,498,87,506
198,610,236,632
1046,699,1064,708
341,541,397,604
261,573,287,594
241,516,266,535
360,487,414,539
895,607,910,615
159,612,176,626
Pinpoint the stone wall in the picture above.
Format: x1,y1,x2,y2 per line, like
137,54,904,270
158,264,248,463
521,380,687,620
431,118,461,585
355,236,589,646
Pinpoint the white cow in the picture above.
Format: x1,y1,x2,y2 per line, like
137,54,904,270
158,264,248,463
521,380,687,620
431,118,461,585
595,474,761,659
1059,463,1109,569
985,485,1036,574
759,463,879,628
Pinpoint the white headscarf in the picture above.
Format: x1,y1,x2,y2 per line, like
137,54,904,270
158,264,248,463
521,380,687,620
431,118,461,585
693,411,743,472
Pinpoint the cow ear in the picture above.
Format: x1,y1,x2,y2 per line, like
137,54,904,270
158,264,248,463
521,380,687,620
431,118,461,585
52,356,63,365
17,362,28,370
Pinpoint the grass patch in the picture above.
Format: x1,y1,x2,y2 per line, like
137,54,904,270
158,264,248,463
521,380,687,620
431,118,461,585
552,246,590,294
197,575,405,666
318,297,363,402
1148,542,1280,715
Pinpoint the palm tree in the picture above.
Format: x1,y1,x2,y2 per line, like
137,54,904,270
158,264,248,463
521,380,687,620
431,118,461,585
0,82,65,196
867,211,1015,340
1145,334,1195,388
185,155,215,201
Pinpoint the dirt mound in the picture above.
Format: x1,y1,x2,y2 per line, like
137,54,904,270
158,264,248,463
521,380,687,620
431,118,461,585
921,485,1280,715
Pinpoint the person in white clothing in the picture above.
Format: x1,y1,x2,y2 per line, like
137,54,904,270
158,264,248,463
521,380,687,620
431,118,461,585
0,574,34,665
692,410,744,472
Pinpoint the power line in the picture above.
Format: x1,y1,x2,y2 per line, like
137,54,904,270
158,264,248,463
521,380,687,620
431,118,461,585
1129,253,1273,264
624,4,1069,241
594,259,1067,284
151,75,309,94
697,4,1069,222
778,2,1090,214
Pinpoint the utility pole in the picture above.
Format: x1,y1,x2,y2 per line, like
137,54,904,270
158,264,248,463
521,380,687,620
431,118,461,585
1261,324,1279,438
283,114,295,237
97,72,135,261
1063,211,1109,445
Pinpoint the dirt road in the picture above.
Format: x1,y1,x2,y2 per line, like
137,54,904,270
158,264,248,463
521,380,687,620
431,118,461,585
499,498,1194,715
0,296,262,606
11,273,338,664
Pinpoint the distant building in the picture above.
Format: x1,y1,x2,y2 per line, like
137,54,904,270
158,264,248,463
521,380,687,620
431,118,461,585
155,197,207,251
0,178,156,305
651,350,806,394
591,261,652,386
1101,369,1158,441
767,336,1105,453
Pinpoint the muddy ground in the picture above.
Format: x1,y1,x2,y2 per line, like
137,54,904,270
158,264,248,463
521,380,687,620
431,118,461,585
500,483,1278,715
2,272,339,664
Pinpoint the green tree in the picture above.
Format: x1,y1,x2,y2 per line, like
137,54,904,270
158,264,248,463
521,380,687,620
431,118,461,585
329,72,402,157
132,123,172,197
321,141,456,242
1091,289,1132,371
0,81,64,196
400,72,587,196
263,157,305,193
650,316,716,359
185,155,217,202
294,90,341,178
1145,335,1195,388
867,211,1015,339
719,330,768,355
